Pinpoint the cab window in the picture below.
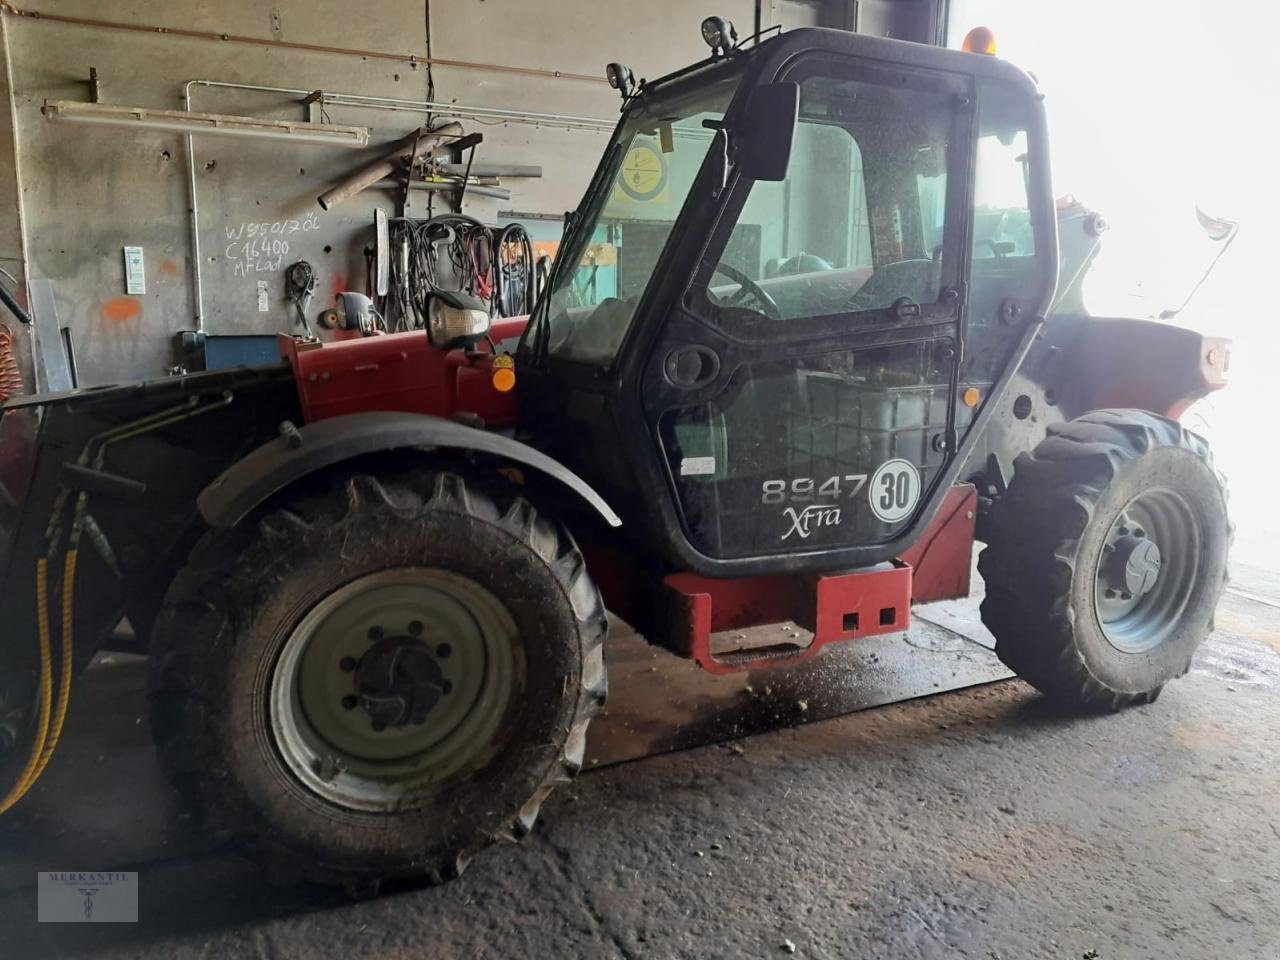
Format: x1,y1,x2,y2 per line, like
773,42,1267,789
694,71,957,327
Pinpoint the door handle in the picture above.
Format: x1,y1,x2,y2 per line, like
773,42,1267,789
663,345,720,388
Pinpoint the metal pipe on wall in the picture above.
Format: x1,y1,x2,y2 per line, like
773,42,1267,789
182,83,203,332
374,179,511,201
182,79,612,331
317,122,464,211
188,80,615,133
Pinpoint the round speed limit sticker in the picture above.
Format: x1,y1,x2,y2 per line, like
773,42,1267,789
868,458,920,523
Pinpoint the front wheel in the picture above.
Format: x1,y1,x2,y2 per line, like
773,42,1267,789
979,409,1230,709
149,467,607,890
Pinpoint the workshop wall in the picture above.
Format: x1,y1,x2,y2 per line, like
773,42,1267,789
0,0,837,387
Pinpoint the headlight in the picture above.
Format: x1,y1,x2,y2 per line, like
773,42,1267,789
606,62,635,93
426,291,491,349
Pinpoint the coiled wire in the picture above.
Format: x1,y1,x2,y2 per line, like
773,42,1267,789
381,218,536,332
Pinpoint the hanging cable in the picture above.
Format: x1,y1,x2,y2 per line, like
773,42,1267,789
381,214,524,331
493,224,535,317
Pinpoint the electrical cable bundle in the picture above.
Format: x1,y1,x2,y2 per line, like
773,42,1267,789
379,217,536,332
494,224,535,319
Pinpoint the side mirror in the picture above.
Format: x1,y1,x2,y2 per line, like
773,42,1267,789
1158,206,1240,319
1195,205,1238,243
738,81,799,182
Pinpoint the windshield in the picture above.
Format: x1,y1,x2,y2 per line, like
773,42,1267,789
531,60,746,365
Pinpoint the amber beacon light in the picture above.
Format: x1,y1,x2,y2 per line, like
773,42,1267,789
961,26,998,55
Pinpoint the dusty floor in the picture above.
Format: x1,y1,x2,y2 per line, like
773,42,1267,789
2,581,1278,959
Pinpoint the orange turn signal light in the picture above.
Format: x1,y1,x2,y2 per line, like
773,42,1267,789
491,355,516,393
961,26,997,56
962,387,981,408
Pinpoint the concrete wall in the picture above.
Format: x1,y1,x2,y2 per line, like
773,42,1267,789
0,0,840,386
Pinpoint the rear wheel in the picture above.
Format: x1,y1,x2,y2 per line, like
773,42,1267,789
149,467,607,890
979,409,1230,708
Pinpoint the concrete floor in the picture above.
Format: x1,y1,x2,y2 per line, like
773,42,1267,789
2,579,1278,959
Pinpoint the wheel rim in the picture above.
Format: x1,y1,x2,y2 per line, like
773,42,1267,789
1093,488,1200,654
270,568,517,812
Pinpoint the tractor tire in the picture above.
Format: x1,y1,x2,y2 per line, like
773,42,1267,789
978,409,1230,709
148,467,607,891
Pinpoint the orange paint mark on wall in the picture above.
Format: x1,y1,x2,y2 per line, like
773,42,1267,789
102,297,141,324
329,273,348,301
158,259,181,277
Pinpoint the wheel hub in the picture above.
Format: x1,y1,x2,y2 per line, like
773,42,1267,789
1093,491,1200,655
270,568,517,811
354,635,449,728
1104,535,1162,599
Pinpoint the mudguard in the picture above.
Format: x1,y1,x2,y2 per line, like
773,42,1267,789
197,411,622,528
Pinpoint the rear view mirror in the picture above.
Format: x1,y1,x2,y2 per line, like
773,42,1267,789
1158,206,1240,319
738,81,799,181
1195,205,1238,243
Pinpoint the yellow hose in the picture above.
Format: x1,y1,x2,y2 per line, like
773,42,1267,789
0,558,55,814
34,548,76,778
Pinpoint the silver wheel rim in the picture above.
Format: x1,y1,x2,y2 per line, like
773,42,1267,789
1093,488,1200,654
270,568,517,812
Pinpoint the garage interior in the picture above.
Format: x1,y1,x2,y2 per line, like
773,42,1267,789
0,0,1276,957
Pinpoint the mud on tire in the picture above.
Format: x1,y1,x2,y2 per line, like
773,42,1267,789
979,409,1230,709
148,467,607,890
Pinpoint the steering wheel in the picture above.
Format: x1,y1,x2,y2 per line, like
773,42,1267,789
845,259,936,314
711,262,782,320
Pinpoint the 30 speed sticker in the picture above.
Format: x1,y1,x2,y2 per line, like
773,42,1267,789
868,458,920,523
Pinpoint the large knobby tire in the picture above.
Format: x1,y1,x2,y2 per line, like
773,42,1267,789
979,409,1230,709
149,467,607,891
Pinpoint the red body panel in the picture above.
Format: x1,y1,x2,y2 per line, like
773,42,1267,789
277,317,527,427
1060,320,1229,421
663,564,912,675
898,483,976,604
587,485,976,675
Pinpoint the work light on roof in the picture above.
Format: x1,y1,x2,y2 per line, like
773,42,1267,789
701,16,738,54
605,62,636,97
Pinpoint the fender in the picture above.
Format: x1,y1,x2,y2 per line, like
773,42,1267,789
1054,317,1229,420
197,411,622,528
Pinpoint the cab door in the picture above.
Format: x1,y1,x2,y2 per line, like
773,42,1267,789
633,57,975,567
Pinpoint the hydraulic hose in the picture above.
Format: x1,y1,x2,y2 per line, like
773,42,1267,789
0,549,78,813
0,392,228,815
36,548,76,777
0,558,55,814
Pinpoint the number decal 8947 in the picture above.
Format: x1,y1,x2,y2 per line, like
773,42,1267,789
761,474,866,505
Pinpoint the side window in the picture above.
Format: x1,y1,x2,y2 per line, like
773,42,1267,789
961,81,1043,387
972,129,1034,259
916,168,947,258
709,118,872,322
696,73,954,326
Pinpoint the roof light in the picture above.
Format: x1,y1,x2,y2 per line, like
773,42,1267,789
961,26,997,56
701,16,738,54
605,62,636,99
